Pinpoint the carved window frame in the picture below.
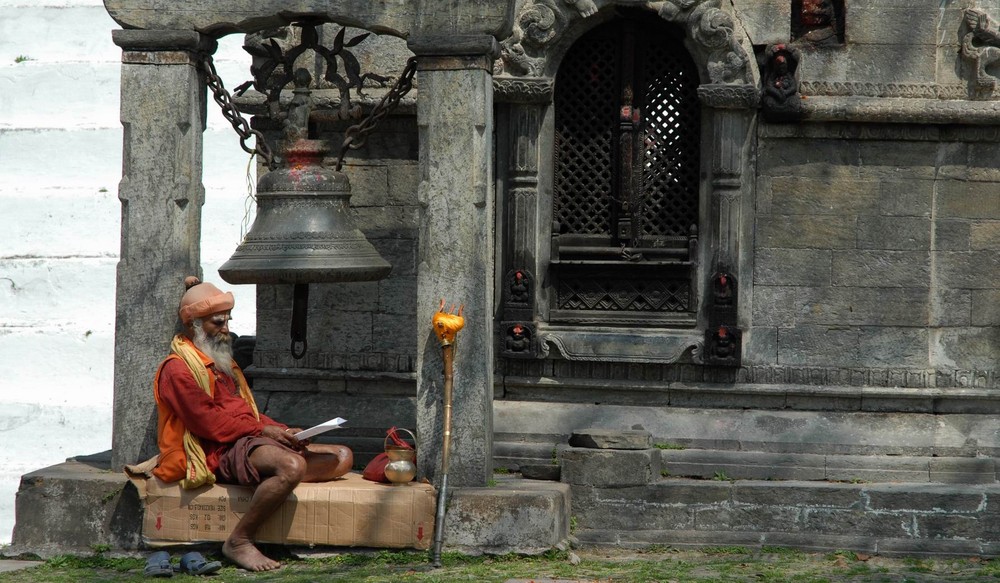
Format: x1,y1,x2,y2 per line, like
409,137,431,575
494,1,760,366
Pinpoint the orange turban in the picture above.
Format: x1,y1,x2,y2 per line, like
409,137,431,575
178,276,235,325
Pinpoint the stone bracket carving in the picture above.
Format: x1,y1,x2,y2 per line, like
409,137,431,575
495,0,755,89
961,8,1000,98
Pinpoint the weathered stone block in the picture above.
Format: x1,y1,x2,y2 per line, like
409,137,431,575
10,456,143,556
930,289,971,327
856,141,943,180
846,44,937,85
799,508,911,538
768,176,878,216
752,287,796,327
825,462,928,484
797,46,849,84
928,458,997,484
967,143,1000,182
877,537,983,558
568,428,652,450
342,164,389,207
694,506,802,532
387,162,420,206
970,289,1000,326
754,249,832,286
354,206,419,238
936,251,1000,288
757,139,858,177
857,217,931,250
856,328,928,369
832,250,930,287
776,325,859,367
743,327,778,365
879,180,933,217
732,481,861,509
309,310,374,353
847,7,939,46
794,287,929,326
378,275,417,315
936,180,1000,219
756,215,856,249
311,281,380,312
934,220,971,251
971,222,1000,250
560,447,659,487
731,0,788,44
865,484,990,512
570,486,694,530
444,479,571,555
374,238,418,276
663,450,826,481
373,312,417,354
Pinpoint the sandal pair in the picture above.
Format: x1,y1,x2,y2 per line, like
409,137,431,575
143,551,222,577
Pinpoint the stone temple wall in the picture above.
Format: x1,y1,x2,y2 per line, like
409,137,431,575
238,2,1000,468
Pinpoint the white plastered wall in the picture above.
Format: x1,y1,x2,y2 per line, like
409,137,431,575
0,0,256,543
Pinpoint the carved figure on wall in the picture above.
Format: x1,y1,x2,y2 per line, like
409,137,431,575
792,0,841,45
506,324,532,352
703,324,741,366
508,270,532,304
962,8,1000,93
761,43,802,122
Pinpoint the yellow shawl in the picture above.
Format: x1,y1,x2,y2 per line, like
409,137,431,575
169,334,259,489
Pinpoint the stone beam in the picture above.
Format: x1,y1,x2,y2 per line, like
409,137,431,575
104,0,514,40
109,29,212,470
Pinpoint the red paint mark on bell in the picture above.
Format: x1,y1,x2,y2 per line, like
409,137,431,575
155,514,162,530
417,525,424,540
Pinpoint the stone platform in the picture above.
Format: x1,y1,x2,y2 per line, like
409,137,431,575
3,451,570,559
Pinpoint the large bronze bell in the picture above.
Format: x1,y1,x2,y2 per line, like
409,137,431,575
218,138,390,285
219,137,391,358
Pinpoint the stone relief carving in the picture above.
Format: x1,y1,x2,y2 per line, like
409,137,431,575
760,44,803,122
495,0,753,88
961,8,1000,96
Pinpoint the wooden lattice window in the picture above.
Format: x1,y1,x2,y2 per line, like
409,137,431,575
550,16,700,327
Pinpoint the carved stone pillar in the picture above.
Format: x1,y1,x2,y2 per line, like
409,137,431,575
412,47,496,488
698,84,757,337
498,88,549,358
110,30,212,470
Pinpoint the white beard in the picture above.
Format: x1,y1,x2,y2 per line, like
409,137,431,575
192,322,235,378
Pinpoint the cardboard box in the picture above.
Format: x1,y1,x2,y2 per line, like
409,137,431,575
131,472,436,549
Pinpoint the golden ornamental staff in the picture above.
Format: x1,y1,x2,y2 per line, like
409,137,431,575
431,299,464,567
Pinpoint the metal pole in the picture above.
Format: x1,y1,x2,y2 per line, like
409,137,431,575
430,300,463,567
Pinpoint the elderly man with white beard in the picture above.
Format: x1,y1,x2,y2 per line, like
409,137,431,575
150,276,353,572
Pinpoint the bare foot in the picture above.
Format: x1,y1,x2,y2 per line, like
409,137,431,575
223,537,281,572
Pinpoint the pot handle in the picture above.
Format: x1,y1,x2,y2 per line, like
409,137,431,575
385,427,417,451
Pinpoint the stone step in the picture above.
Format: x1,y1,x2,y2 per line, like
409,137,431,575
569,477,1000,557
661,448,998,484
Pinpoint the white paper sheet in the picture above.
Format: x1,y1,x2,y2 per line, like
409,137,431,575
293,417,347,440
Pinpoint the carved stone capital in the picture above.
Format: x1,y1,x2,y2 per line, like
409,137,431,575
698,84,759,109
112,29,216,54
494,77,555,103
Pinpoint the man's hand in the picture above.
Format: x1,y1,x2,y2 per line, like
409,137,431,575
260,425,306,451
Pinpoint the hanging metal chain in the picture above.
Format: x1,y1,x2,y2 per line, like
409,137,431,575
200,54,278,170
336,56,418,171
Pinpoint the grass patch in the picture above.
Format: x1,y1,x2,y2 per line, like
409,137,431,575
653,442,686,450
